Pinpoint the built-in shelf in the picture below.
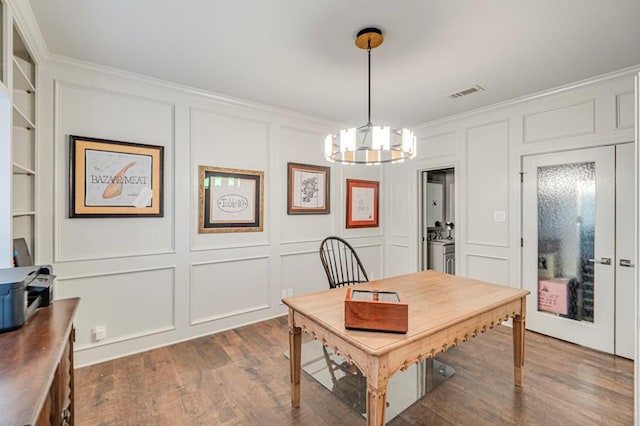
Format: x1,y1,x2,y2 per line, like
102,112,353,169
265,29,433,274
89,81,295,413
7,23,37,261
12,57,35,93
12,104,34,129
12,162,35,175
12,211,35,217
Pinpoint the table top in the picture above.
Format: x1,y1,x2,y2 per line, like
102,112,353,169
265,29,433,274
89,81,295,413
283,270,528,356
0,298,80,425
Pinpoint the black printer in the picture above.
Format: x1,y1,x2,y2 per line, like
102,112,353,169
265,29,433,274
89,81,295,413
0,265,54,333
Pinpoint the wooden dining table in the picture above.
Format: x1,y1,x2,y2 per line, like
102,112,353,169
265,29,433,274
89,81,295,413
282,270,530,425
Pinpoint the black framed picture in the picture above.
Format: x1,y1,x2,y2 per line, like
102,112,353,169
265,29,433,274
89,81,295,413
69,135,164,218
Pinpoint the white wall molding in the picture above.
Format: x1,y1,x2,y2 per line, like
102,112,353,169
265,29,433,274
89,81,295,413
46,53,339,128
190,254,270,267
189,305,270,326
57,266,177,349
416,130,456,159
280,248,319,257
412,65,640,129
52,79,179,109
190,242,271,253
189,256,270,325
523,98,595,144
465,119,510,248
279,238,324,246
342,235,384,241
75,325,176,352
464,241,511,248
55,249,178,264
279,123,328,139
615,91,635,129
390,242,410,248
52,80,177,262
465,253,511,286
189,106,272,251
389,234,410,240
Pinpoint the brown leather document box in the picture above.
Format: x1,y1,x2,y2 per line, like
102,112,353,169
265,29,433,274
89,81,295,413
344,288,408,333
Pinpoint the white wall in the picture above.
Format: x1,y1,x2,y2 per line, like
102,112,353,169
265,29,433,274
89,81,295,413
30,58,384,367
385,69,637,290
6,2,638,394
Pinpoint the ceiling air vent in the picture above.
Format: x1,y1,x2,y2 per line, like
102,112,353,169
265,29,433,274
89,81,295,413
448,85,485,99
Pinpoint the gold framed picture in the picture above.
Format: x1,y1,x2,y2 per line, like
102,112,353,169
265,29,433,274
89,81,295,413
198,165,264,233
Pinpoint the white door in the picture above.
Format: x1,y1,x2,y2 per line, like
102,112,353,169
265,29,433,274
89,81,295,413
522,146,615,353
615,143,635,359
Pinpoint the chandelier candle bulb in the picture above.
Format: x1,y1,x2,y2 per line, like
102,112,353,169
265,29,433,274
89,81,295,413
324,135,333,159
402,128,416,155
372,126,390,150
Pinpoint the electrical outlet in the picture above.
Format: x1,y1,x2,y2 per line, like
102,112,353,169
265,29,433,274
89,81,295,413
287,288,293,297
92,324,107,341
281,289,287,300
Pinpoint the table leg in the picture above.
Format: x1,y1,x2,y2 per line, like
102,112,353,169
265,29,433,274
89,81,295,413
513,310,525,388
366,368,388,426
289,313,302,408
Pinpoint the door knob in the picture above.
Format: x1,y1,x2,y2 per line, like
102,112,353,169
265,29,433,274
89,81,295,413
588,257,612,265
620,259,635,268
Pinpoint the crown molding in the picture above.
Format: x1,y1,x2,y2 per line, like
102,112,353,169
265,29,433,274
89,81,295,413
6,0,48,63
45,52,340,129
413,64,640,130
9,0,637,135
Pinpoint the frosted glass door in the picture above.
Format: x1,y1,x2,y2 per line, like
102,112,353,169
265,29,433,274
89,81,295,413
522,146,615,353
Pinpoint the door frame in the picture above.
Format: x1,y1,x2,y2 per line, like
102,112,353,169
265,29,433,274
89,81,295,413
521,145,616,353
417,165,456,272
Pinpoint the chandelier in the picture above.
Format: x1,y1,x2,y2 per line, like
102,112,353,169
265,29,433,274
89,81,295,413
324,27,416,165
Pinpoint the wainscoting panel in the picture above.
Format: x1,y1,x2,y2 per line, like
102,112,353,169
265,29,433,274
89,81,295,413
280,250,328,296
388,163,411,238
190,107,271,251
418,131,456,159
523,98,595,143
56,267,176,350
355,244,383,281
465,120,509,247
55,82,175,262
190,256,270,325
279,126,335,243
616,91,634,129
388,243,411,277
466,254,510,287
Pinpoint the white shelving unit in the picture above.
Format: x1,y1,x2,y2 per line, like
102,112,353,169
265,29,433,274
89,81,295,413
10,24,36,263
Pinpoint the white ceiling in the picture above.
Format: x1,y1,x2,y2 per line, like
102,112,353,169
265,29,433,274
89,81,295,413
26,0,640,127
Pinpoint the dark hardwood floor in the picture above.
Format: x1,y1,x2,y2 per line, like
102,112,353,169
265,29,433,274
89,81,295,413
76,316,634,425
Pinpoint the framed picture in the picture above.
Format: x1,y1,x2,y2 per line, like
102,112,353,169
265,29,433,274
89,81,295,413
287,162,330,215
199,165,264,233
346,179,379,228
69,135,164,218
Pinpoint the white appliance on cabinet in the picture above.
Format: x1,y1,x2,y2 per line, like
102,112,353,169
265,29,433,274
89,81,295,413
428,240,455,274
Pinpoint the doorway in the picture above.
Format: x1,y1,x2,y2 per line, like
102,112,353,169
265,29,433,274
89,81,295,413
420,168,455,274
522,144,635,357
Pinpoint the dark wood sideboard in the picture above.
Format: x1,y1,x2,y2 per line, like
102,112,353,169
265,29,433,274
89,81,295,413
0,298,80,425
